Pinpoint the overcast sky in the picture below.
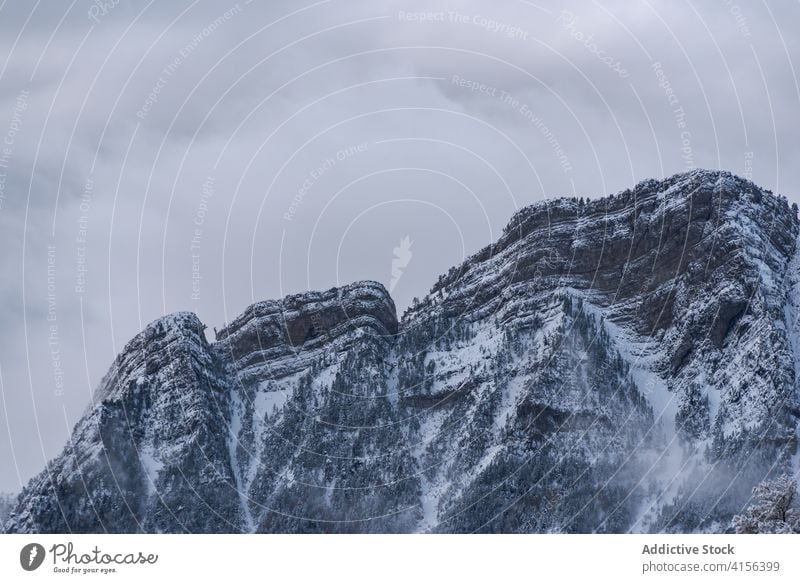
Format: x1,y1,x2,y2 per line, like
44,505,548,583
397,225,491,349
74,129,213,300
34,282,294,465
1,0,798,493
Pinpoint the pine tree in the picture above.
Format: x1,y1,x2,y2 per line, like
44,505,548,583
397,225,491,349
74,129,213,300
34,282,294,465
731,475,800,533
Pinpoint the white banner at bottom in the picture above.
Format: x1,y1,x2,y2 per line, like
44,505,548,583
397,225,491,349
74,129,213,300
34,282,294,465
1,534,798,582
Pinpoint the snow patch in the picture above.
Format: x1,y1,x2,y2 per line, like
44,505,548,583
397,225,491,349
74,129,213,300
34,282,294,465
783,233,800,476
138,444,163,495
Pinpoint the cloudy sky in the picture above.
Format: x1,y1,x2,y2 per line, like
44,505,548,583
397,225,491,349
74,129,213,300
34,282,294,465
0,0,798,493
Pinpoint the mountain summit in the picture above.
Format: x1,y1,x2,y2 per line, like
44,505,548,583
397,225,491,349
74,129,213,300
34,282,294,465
6,170,800,533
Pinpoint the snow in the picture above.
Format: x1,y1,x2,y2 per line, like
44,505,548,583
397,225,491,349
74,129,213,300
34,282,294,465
492,376,527,437
227,389,255,532
323,478,337,506
574,292,678,438
138,444,163,495
783,232,800,477
255,384,292,419
703,373,722,422
567,290,696,530
412,409,448,532
310,364,338,393
385,363,400,406
422,320,501,394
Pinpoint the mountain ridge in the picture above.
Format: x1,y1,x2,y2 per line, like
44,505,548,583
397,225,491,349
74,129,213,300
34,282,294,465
5,169,800,533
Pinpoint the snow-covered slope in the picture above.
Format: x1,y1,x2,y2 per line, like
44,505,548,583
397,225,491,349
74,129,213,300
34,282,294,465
5,170,800,533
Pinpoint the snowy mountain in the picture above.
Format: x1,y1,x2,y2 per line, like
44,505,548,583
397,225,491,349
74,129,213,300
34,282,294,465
5,169,800,533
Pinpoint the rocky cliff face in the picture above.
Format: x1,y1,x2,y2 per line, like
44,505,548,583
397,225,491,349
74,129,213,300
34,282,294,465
5,312,241,533
5,170,800,533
